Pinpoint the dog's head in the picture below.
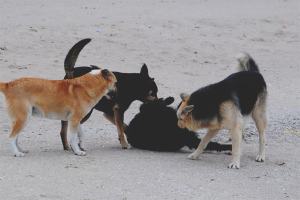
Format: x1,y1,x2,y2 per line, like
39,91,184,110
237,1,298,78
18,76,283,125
100,69,118,99
139,64,158,102
177,93,194,129
140,96,174,114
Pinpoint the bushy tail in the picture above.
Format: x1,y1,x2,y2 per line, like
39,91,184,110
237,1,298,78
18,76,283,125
64,38,91,79
0,82,6,93
237,52,260,73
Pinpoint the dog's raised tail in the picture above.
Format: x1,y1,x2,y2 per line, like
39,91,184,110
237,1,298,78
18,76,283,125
237,52,260,73
0,82,7,93
64,38,91,79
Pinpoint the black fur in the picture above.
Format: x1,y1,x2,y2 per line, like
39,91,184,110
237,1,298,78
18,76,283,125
127,97,232,152
188,71,266,122
60,39,158,150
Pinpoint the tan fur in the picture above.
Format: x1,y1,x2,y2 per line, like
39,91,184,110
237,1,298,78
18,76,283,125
177,94,268,169
0,69,117,157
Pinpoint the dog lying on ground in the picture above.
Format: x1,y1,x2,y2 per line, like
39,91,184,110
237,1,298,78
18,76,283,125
60,39,158,150
0,68,117,157
126,97,232,152
177,53,268,168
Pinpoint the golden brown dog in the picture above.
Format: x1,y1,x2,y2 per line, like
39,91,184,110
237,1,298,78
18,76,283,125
0,69,117,157
177,53,268,169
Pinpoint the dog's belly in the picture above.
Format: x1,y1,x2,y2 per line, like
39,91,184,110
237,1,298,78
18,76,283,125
32,106,69,121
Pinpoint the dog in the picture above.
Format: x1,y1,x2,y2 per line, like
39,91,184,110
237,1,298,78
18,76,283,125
0,68,117,157
126,97,232,152
177,53,268,168
60,38,158,150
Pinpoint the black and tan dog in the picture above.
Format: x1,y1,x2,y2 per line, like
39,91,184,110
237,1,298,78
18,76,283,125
127,97,232,152
177,53,267,169
0,68,117,157
60,39,158,150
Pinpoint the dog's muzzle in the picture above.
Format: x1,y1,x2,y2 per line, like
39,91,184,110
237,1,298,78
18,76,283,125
106,90,118,100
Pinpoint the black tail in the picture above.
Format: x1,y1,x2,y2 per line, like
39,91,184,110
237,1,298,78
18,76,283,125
64,38,91,79
237,52,260,73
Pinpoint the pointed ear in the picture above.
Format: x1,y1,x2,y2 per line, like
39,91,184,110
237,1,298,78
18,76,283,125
90,65,100,69
183,105,194,114
180,93,190,101
140,64,149,77
164,97,174,105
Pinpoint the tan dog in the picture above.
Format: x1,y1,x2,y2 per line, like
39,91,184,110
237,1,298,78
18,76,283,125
177,53,268,168
0,69,117,157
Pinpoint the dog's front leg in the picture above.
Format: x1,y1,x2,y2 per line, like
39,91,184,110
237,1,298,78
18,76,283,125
69,120,86,156
188,129,220,159
113,105,130,149
77,124,86,151
60,121,71,150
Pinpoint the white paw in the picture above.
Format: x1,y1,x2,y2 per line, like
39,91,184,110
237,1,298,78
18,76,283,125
14,152,25,157
228,163,240,169
75,150,86,156
256,155,265,162
188,152,200,160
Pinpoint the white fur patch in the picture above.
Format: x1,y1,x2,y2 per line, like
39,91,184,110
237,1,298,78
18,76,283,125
90,69,101,75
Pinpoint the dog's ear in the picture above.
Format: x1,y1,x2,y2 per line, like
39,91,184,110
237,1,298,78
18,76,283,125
140,64,149,77
164,97,174,105
183,105,194,114
90,65,100,69
101,69,111,79
180,93,189,101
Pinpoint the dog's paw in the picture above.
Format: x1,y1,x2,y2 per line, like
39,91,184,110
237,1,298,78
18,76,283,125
228,163,240,169
14,152,25,157
78,143,86,151
75,150,86,156
188,152,200,160
255,155,265,162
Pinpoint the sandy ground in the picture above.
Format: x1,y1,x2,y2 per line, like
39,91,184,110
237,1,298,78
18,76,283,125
0,0,300,199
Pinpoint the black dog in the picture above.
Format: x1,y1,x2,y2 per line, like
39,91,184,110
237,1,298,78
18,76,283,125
60,39,158,150
126,97,232,152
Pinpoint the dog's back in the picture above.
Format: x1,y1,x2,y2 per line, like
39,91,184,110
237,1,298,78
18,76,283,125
188,53,267,122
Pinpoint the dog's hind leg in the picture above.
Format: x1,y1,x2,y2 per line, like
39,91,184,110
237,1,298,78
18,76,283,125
68,120,86,156
16,135,29,153
7,104,31,157
228,125,243,169
188,129,220,160
252,96,268,162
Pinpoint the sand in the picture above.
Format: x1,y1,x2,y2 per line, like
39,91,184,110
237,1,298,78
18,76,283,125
0,0,299,199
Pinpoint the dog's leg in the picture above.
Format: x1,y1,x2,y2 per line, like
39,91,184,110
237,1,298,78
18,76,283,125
77,124,86,151
16,134,29,153
103,112,129,133
228,126,243,169
188,129,220,159
252,104,267,162
113,105,130,149
68,120,86,156
60,109,93,151
60,121,71,150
